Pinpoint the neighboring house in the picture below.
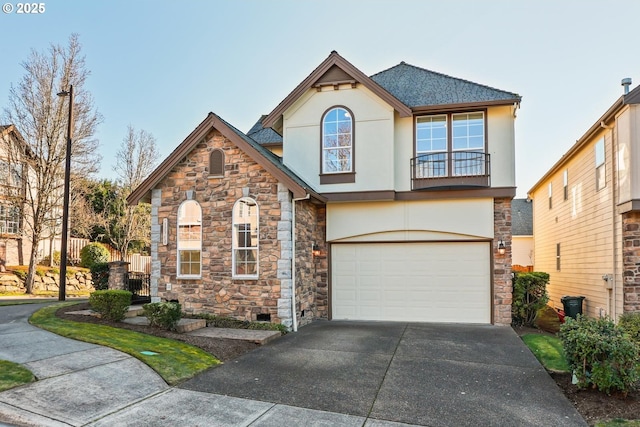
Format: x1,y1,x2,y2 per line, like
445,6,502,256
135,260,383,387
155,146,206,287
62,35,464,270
129,51,521,329
511,198,533,270
528,79,640,320
0,125,32,268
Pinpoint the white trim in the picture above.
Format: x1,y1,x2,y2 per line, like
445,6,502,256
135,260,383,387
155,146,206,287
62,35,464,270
232,197,259,279
176,199,202,279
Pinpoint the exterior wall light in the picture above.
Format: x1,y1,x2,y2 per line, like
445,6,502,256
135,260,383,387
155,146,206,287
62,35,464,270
312,243,321,257
497,240,506,255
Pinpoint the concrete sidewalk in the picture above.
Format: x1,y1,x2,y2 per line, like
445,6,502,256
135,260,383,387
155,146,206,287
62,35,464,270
0,303,587,426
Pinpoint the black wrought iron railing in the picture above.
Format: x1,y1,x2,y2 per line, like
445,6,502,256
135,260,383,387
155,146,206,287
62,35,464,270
411,151,490,190
126,272,151,304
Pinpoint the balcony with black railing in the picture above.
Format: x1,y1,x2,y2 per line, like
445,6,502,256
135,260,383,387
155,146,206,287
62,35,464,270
411,151,491,190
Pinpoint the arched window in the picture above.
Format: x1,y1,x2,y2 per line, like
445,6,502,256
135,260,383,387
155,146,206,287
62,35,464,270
232,197,258,278
322,106,353,174
177,200,202,278
209,149,224,177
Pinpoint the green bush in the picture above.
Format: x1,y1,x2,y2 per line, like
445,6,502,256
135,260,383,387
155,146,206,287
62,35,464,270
619,312,640,344
80,243,110,269
39,251,61,266
89,290,132,321
559,315,640,395
512,272,550,326
143,302,182,331
90,262,110,290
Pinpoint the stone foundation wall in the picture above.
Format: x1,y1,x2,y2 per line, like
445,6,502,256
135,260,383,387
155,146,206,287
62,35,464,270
155,129,283,322
493,197,513,325
621,212,640,313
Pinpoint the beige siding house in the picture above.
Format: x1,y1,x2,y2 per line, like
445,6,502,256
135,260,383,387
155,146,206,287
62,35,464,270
512,198,533,269
0,125,32,269
130,51,521,328
529,80,640,319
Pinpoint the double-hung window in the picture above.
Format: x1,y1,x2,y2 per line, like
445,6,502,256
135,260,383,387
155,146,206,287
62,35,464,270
177,200,202,278
595,138,606,190
233,197,258,278
414,111,485,178
0,205,20,235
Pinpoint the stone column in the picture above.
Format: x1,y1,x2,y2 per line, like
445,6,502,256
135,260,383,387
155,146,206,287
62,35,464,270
108,261,130,291
622,212,640,313
493,197,513,325
276,183,293,329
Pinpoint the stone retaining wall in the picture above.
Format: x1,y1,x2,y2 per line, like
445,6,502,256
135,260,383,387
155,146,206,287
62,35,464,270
0,271,94,293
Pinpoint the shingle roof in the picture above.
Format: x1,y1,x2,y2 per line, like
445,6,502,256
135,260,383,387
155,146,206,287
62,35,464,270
370,62,521,108
512,198,533,236
247,116,283,145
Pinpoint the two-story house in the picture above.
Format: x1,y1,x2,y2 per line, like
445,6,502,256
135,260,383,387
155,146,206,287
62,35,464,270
128,52,521,329
528,79,640,320
0,124,31,269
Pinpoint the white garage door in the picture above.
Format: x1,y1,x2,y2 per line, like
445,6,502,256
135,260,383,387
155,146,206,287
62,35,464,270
332,242,491,323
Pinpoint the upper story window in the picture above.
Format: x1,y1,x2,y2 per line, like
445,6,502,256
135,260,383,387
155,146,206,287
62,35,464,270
209,149,224,177
563,170,569,201
177,200,202,278
0,160,22,188
233,197,258,278
595,138,605,191
0,204,20,235
412,111,488,189
320,107,355,184
548,183,553,209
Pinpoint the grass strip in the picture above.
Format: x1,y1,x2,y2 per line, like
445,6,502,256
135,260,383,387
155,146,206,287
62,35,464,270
29,303,219,385
522,334,569,372
596,420,640,427
0,360,35,392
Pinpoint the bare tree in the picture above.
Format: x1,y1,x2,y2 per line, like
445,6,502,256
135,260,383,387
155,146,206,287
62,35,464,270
2,34,101,293
107,125,159,260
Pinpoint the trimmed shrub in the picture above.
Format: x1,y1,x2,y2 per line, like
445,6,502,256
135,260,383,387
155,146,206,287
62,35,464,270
89,290,132,321
143,302,182,331
90,262,110,290
619,312,640,344
559,315,640,395
80,243,110,269
512,272,550,326
534,305,562,334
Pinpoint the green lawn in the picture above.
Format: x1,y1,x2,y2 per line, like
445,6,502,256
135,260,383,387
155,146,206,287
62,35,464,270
521,334,569,372
29,303,219,385
0,360,35,392
596,420,640,427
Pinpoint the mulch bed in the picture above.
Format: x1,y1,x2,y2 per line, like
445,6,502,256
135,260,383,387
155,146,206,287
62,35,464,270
55,305,639,425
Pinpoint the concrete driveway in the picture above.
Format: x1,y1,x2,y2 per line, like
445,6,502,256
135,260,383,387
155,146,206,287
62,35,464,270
181,320,586,426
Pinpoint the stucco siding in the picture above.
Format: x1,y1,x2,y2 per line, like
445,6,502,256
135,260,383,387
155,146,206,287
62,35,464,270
487,105,516,188
532,128,616,318
326,198,494,242
282,85,395,192
512,236,533,267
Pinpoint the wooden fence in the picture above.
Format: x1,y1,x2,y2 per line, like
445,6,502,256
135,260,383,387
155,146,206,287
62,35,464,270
43,237,151,273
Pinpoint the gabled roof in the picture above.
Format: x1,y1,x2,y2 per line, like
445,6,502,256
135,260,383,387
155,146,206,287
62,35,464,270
127,113,324,205
262,51,412,129
370,62,521,111
529,83,640,194
247,115,283,145
511,198,533,236
0,124,32,158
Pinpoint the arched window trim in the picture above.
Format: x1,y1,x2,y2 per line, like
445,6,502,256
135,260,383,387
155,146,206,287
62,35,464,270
232,197,259,279
209,149,225,177
177,199,202,279
319,105,356,184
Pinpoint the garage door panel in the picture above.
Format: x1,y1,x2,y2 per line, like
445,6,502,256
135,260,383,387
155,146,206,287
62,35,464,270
332,242,490,323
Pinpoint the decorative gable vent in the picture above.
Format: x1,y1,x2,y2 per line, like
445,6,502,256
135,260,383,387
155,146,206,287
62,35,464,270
209,149,224,177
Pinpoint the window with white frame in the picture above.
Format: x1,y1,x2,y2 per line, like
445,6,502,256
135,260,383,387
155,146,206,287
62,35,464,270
322,107,353,174
0,160,21,187
0,205,20,234
177,200,202,277
563,170,568,201
415,111,485,178
232,197,258,278
595,138,606,190
548,182,553,209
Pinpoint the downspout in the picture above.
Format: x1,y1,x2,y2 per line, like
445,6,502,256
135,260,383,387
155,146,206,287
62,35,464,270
601,121,616,319
291,193,310,332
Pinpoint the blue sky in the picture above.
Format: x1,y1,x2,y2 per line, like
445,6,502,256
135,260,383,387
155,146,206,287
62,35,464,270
2,0,640,197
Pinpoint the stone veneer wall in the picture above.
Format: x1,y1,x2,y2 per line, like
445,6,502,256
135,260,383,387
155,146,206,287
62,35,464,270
154,129,283,322
493,197,513,325
293,200,328,327
621,212,640,312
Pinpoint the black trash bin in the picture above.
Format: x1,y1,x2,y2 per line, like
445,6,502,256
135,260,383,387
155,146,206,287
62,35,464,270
561,296,585,319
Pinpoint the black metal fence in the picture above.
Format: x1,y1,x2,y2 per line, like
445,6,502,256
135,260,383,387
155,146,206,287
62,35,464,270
126,272,151,304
